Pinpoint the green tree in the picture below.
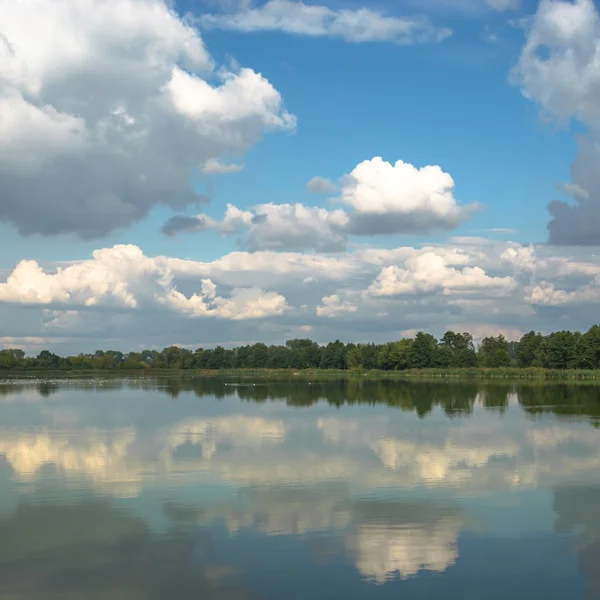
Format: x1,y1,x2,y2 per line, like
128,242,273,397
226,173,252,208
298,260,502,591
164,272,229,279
517,331,544,367
320,341,347,369
360,344,379,369
389,339,413,370
267,345,292,368
543,331,581,369
580,325,600,369
407,332,437,369
439,331,477,367
346,345,364,369
161,346,186,369
0,350,18,370
286,339,321,369
377,343,391,370
433,344,453,368
440,331,474,351
247,343,269,368
36,350,61,370
233,346,249,368
478,335,511,368
455,348,478,367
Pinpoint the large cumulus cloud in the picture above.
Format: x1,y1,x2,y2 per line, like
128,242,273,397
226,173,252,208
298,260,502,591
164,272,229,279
0,244,288,320
341,157,477,235
512,0,600,245
0,0,295,238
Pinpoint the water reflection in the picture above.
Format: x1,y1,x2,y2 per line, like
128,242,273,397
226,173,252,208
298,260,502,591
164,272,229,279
0,500,256,599
0,381,599,495
554,486,600,600
349,500,467,583
1,375,599,422
0,376,598,597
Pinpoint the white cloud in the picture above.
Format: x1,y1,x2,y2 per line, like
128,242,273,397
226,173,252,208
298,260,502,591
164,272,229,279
163,204,255,236
164,203,349,251
512,0,600,245
246,204,349,252
484,228,518,234
199,0,452,44
316,294,358,317
367,251,516,297
166,248,360,286
500,246,537,271
0,244,288,320
0,0,294,238
559,182,590,200
416,0,518,16
306,176,339,194
4,240,600,351
200,158,245,175
501,243,600,278
341,157,478,234
512,0,600,125
527,279,600,306
165,156,478,248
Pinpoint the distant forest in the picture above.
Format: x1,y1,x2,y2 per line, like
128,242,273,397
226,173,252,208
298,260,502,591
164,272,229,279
2,327,600,371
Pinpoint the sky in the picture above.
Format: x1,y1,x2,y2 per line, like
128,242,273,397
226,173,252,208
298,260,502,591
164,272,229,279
1,0,600,353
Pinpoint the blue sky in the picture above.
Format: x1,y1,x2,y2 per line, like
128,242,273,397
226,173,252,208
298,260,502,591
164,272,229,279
1,0,600,352
0,0,577,263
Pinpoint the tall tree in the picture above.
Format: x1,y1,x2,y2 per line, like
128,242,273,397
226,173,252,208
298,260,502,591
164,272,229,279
408,333,437,369
478,336,511,368
517,331,544,367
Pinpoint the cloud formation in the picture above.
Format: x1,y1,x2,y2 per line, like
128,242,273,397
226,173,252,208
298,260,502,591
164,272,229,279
367,251,516,297
341,157,478,235
316,294,358,317
165,157,477,250
513,0,600,245
0,0,294,238
2,240,600,351
0,245,288,320
199,0,452,44
200,158,245,175
306,176,339,194
513,0,600,125
547,138,600,245
163,202,350,251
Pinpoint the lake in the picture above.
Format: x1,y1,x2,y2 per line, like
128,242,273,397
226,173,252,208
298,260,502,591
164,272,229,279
0,375,599,599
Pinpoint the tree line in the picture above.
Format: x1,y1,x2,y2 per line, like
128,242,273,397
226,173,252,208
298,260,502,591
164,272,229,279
2,325,600,371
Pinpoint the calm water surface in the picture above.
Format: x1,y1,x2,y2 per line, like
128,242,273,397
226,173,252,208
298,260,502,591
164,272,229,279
1,376,600,599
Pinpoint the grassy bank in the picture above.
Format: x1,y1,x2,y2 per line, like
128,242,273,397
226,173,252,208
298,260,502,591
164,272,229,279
205,367,600,380
3,367,600,381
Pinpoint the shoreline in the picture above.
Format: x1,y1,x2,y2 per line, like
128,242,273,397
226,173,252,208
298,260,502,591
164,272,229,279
3,367,600,381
